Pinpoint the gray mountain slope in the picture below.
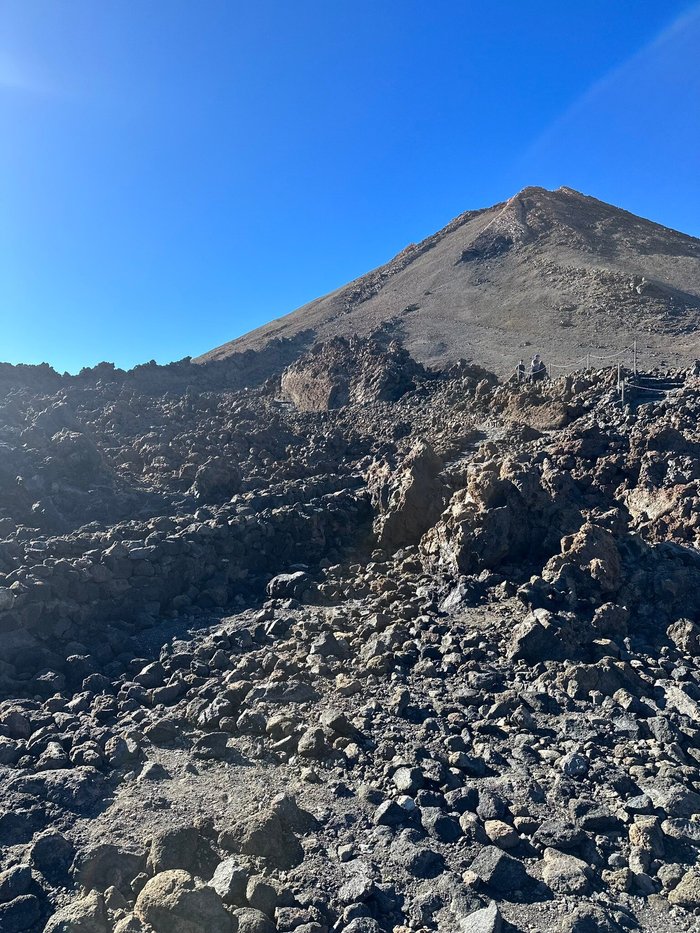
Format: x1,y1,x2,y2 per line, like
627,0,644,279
196,186,700,374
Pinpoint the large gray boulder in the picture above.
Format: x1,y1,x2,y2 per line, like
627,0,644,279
44,891,109,933
218,809,303,869
134,870,233,933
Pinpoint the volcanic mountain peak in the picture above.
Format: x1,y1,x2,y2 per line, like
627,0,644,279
198,186,700,374
469,185,697,256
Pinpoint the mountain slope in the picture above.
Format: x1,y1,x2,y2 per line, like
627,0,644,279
196,186,700,374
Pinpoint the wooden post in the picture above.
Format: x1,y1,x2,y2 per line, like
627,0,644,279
633,339,637,375
617,362,621,388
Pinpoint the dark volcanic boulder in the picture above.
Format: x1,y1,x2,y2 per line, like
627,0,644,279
75,843,146,895
6,768,105,812
266,571,311,600
189,456,241,502
218,810,303,869
47,429,103,482
470,846,528,893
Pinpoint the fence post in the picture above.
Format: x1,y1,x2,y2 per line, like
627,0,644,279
617,362,621,388
633,339,637,375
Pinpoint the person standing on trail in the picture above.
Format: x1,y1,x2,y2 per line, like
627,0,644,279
517,359,526,383
529,354,546,383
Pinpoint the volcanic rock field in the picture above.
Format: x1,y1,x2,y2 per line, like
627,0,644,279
1,336,700,933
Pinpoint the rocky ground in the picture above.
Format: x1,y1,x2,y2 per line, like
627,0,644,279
1,338,700,933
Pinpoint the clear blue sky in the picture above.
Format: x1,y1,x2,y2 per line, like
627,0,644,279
2,1,699,372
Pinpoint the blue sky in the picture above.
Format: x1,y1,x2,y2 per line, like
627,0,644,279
1,1,699,372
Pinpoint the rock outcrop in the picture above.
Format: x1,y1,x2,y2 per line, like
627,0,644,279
367,440,449,551
280,337,425,411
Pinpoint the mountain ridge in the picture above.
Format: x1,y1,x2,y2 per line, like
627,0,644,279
196,185,700,374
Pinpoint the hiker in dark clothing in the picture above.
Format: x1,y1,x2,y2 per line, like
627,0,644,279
529,354,547,382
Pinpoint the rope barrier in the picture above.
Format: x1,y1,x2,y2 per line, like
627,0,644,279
548,355,588,370
509,339,642,387
621,377,684,406
626,383,676,394
589,347,633,361
505,337,687,410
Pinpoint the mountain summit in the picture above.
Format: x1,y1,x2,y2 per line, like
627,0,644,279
197,186,700,373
